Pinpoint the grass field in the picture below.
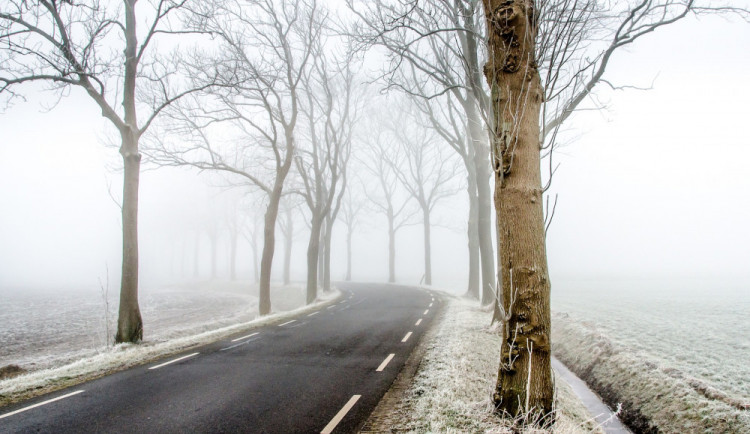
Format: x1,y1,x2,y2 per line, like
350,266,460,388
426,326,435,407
552,276,750,432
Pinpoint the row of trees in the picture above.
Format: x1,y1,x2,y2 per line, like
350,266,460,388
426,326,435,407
4,0,746,426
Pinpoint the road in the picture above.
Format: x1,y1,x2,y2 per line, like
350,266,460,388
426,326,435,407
0,282,440,433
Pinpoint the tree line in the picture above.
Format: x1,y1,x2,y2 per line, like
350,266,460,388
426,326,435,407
2,0,746,426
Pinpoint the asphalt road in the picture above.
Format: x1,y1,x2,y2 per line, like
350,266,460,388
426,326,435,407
0,282,441,433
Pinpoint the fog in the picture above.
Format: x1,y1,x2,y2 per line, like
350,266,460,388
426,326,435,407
1,12,748,301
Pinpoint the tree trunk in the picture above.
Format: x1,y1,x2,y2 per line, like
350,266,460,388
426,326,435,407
259,185,283,316
317,225,325,285
422,206,432,286
283,205,293,285
345,222,353,281
387,208,396,283
115,136,143,343
115,0,143,344
467,99,497,306
229,232,237,280
323,215,333,292
482,0,553,419
306,216,322,304
466,170,480,298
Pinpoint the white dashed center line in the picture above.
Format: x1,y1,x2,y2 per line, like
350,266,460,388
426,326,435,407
376,353,395,372
401,332,413,343
423,309,429,315
321,395,361,434
415,318,422,326
429,302,433,307
278,320,296,327
231,332,259,342
308,311,320,317
149,352,199,370
0,390,84,420
326,305,336,309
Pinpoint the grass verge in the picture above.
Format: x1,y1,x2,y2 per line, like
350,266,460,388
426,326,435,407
363,295,602,433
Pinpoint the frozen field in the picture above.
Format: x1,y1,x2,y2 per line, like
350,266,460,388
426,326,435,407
552,277,750,403
0,281,305,372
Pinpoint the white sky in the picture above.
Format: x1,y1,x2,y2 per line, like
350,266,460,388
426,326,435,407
0,10,748,293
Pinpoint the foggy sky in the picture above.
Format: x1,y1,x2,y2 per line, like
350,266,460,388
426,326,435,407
1,12,748,295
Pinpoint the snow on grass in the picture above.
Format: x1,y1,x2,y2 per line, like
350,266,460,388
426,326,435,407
552,312,750,433
0,285,340,407
367,294,601,433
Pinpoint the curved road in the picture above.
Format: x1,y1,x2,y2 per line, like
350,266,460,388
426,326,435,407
0,283,440,433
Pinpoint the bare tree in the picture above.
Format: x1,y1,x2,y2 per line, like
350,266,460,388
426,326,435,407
348,0,498,304
147,0,320,315
295,39,358,302
277,196,299,286
338,179,366,281
361,116,419,283
384,107,461,286
481,0,749,421
0,0,221,343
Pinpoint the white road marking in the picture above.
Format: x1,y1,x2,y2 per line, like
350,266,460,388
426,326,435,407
415,319,422,326
149,352,199,370
221,337,260,351
326,305,336,309
231,332,259,342
423,309,429,315
376,354,395,372
429,302,433,307
308,311,320,317
0,390,84,420
321,395,361,434
279,320,296,327
401,332,413,343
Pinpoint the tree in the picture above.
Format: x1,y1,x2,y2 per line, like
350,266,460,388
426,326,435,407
147,0,320,315
361,114,419,283
348,0,498,304
338,180,366,281
0,0,217,343
481,0,750,421
277,197,298,286
384,108,461,286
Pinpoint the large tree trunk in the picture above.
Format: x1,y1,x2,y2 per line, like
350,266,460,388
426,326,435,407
306,216,322,304
422,206,432,286
283,205,293,285
387,208,396,283
115,1,143,344
482,0,553,419
259,185,283,315
115,135,143,343
466,169,480,298
317,225,325,285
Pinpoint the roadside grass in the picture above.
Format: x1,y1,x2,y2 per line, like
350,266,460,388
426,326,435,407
553,312,750,433
0,288,340,408
365,295,602,433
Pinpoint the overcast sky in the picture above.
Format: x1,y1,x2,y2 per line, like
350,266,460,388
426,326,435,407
0,10,748,294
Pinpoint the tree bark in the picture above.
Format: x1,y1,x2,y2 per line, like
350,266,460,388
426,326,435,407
306,217,323,304
482,0,553,419
115,0,143,344
115,135,143,343
422,206,432,286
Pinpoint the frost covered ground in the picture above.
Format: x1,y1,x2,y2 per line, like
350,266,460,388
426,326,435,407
364,294,604,433
0,281,329,405
552,277,750,432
